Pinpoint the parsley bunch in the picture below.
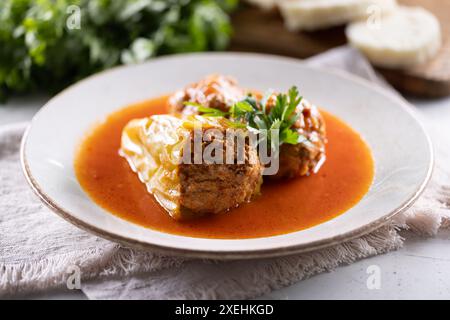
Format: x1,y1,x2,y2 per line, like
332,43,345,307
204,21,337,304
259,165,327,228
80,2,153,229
190,86,304,146
0,0,237,101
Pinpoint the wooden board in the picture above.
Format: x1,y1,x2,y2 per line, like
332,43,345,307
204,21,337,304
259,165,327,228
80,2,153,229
231,0,450,98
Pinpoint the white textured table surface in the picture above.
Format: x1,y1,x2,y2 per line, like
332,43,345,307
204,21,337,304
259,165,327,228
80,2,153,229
2,95,450,300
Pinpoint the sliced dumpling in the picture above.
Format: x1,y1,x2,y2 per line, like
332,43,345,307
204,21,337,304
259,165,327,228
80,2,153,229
120,115,262,220
279,0,398,31
346,6,442,69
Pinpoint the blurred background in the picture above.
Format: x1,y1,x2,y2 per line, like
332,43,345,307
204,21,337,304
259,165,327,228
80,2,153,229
1,0,448,102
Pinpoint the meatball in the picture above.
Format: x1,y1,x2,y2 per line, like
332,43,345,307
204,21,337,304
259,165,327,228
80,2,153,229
179,141,262,218
120,115,262,220
268,97,327,179
169,75,246,115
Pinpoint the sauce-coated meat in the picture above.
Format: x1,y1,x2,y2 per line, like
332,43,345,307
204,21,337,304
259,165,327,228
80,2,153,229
169,75,245,115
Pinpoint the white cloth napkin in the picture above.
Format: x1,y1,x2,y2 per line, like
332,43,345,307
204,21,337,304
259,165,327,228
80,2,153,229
1,47,449,299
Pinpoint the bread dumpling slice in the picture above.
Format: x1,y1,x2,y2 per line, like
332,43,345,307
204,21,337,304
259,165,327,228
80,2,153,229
279,0,397,31
120,115,262,220
346,6,442,69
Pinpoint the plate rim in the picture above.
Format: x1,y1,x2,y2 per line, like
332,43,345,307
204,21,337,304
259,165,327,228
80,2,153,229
20,52,435,260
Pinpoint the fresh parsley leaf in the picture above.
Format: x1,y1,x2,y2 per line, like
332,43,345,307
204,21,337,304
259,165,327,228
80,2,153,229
281,128,300,145
224,119,247,129
230,100,254,118
241,95,259,111
184,102,229,117
284,87,302,122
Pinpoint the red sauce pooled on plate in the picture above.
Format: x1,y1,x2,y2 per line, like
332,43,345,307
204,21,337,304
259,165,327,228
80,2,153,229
75,96,374,239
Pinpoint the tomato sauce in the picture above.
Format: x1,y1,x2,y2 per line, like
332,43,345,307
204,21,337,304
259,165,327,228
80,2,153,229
75,96,374,239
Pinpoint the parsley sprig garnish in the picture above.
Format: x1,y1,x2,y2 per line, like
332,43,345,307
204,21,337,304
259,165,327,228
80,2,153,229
184,86,304,146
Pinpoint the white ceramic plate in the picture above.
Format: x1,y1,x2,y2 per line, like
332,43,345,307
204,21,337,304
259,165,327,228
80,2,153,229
21,53,433,259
